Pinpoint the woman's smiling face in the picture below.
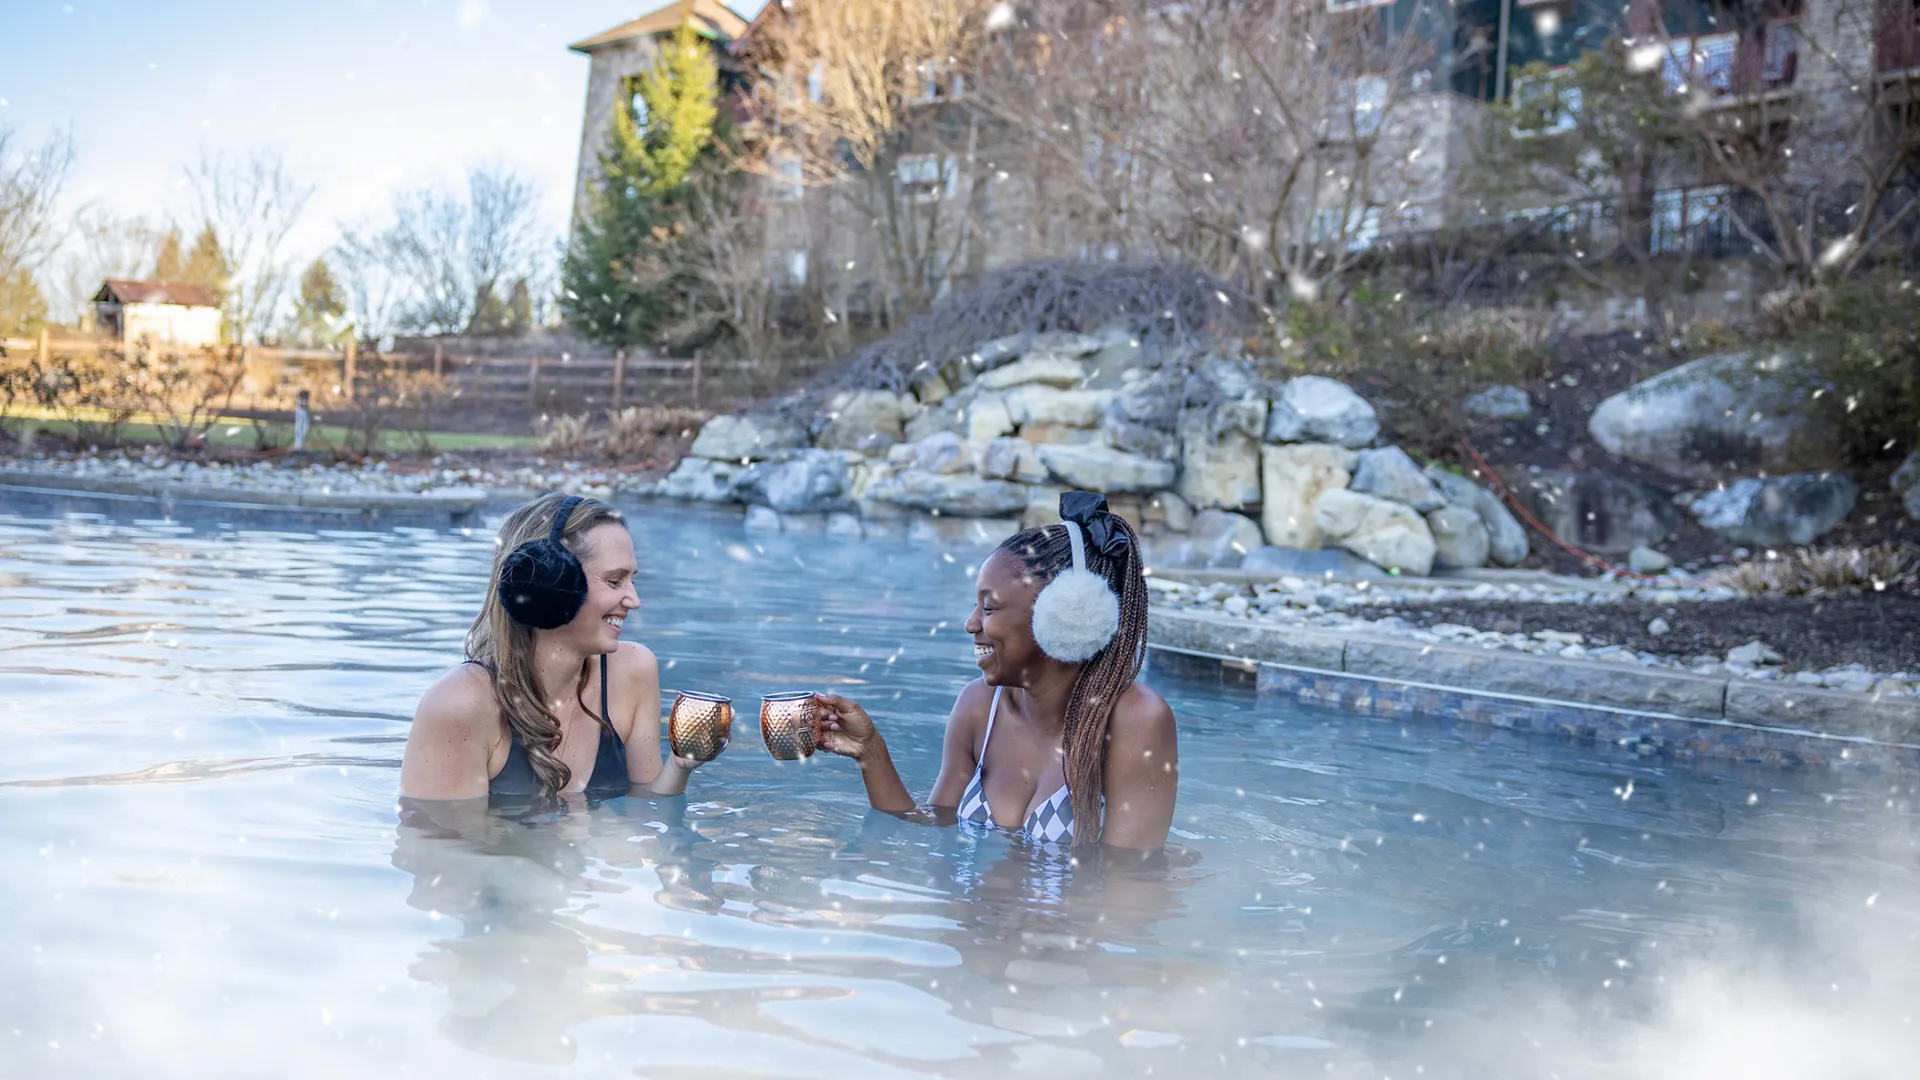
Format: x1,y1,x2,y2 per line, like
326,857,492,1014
964,549,1045,685
562,522,639,652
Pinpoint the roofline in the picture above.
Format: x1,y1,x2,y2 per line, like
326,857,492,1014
568,1,752,55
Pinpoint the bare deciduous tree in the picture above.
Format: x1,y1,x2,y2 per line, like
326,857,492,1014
47,207,163,327
0,125,74,287
338,164,548,338
185,148,315,342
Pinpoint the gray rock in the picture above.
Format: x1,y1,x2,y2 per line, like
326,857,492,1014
1110,367,1184,429
1350,447,1445,512
1464,385,1532,420
689,414,809,461
903,431,970,474
1001,386,1109,428
1892,451,1920,520
815,390,915,452
1426,505,1491,570
979,437,1048,483
1265,376,1379,449
656,457,746,502
1727,640,1784,666
1183,358,1259,406
865,469,1032,517
1587,351,1841,480
1103,418,1178,459
1506,468,1681,554
1425,467,1529,567
1648,617,1672,637
1688,472,1857,547
826,512,865,539
1240,544,1388,579
1629,545,1673,574
1148,490,1194,531
1035,443,1176,493
1176,410,1262,510
1314,488,1438,576
903,396,965,443
732,450,853,514
1190,509,1266,567
1261,443,1358,549
962,393,1017,442
977,355,1089,391
744,505,781,532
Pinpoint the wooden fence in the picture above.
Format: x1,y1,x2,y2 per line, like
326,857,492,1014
1,329,746,413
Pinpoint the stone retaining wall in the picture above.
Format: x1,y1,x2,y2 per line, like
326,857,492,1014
1150,609,1920,772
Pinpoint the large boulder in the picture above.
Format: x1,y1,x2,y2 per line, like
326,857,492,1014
689,414,808,461
1182,358,1260,407
866,469,1032,517
1103,418,1178,459
963,393,1017,442
894,431,971,474
977,355,1089,391
1314,489,1438,576
1036,443,1177,493
732,450,853,514
1150,509,1265,569
1688,472,1858,547
1894,452,1920,521
1426,467,1529,567
1506,468,1681,554
1259,442,1357,549
1265,376,1379,449
656,457,745,502
1110,367,1184,430
1587,351,1842,480
979,436,1049,483
815,390,916,453
1426,505,1491,570
1002,386,1109,428
1176,409,1263,511
1349,447,1446,511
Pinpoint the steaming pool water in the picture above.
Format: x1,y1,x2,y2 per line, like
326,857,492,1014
1,498,1917,1080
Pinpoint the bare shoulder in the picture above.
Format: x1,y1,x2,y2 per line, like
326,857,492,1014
949,677,995,727
1109,681,1176,746
610,640,660,691
413,663,503,744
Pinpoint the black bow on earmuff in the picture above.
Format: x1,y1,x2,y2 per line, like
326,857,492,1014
499,495,589,630
1059,490,1131,560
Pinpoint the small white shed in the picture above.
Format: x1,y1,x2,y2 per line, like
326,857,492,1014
93,280,223,348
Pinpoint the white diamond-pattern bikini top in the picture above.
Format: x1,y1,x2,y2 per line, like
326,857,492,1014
955,688,1078,845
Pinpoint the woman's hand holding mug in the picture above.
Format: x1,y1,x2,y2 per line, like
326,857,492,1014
811,693,879,762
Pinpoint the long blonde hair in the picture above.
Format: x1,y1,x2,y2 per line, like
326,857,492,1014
466,492,626,795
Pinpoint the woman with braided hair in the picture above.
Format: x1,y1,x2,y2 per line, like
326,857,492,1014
814,491,1179,851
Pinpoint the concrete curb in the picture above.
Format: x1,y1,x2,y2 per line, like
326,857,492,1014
0,469,488,523
1149,608,1920,772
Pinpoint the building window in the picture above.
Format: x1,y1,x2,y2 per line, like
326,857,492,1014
1312,205,1381,252
1651,186,1731,254
1663,33,1739,95
1510,68,1581,137
1763,20,1799,88
896,153,959,203
772,152,804,201
1331,74,1388,138
781,250,809,286
909,60,965,104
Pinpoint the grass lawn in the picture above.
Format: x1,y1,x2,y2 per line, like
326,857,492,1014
2,407,536,454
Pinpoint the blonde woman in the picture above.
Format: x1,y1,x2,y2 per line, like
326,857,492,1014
401,492,709,801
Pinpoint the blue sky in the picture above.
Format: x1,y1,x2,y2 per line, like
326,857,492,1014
0,0,767,269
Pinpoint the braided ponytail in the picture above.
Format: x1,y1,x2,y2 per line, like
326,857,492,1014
996,514,1150,845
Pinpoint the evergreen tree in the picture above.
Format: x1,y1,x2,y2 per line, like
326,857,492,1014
293,257,346,345
152,229,185,281
561,17,719,347
183,224,230,300
508,277,533,331
0,270,48,336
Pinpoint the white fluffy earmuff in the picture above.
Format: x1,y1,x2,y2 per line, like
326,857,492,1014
1031,518,1120,663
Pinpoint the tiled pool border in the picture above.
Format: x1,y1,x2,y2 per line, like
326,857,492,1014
1149,610,1920,774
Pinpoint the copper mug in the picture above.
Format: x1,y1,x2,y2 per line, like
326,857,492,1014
668,690,733,763
759,691,818,761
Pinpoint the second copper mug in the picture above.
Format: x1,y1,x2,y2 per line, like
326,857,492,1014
759,691,818,760
668,690,733,763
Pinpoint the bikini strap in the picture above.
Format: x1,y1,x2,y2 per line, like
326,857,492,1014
596,652,615,735
977,687,1003,763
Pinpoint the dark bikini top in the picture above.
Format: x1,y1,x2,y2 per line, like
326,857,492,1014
471,654,629,801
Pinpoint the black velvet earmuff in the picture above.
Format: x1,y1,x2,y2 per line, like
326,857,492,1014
499,495,589,629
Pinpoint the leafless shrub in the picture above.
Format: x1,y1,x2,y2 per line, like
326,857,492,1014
126,346,249,449
535,405,709,468
534,412,593,456
1713,544,1919,597
826,260,1260,394
311,360,448,457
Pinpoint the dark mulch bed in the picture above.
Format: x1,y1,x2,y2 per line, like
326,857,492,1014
1381,590,1920,674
